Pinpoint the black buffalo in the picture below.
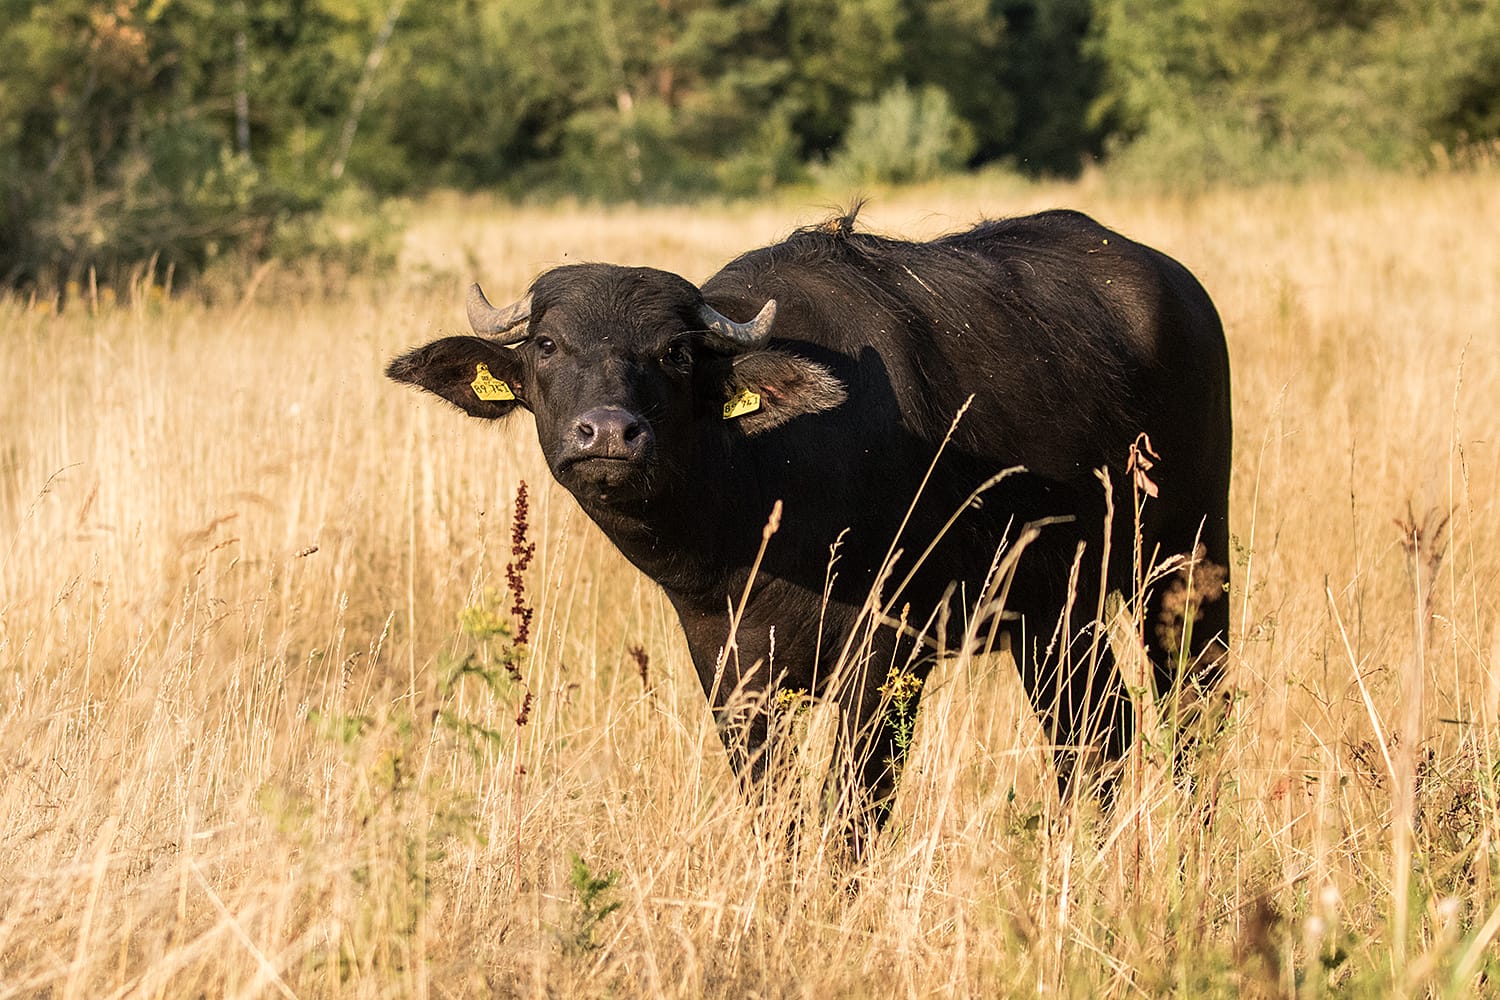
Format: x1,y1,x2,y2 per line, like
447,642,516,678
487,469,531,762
388,207,1231,845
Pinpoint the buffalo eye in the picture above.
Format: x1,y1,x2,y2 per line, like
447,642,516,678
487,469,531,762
661,341,692,370
534,336,557,358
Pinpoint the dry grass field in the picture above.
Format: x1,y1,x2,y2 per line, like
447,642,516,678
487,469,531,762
3,170,1500,997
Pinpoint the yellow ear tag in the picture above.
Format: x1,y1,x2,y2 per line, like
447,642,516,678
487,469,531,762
722,387,762,419
471,362,515,401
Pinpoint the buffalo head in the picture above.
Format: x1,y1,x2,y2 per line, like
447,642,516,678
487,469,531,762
386,265,846,508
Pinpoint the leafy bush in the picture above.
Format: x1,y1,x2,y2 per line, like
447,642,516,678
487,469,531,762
554,101,720,202
36,145,300,281
266,187,404,279
714,110,807,197
1090,0,1500,185
824,83,977,185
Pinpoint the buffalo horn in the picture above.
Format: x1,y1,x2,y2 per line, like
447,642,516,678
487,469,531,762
467,283,533,342
698,299,777,351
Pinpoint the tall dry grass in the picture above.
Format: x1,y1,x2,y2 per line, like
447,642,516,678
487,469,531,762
3,170,1500,997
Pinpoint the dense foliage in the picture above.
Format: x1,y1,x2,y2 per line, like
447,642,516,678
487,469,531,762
1092,0,1500,183
1,0,1496,285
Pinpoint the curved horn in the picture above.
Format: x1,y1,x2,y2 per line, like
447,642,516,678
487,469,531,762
698,299,777,352
467,283,533,342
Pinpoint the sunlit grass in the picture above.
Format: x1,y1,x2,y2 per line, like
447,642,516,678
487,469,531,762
3,169,1500,997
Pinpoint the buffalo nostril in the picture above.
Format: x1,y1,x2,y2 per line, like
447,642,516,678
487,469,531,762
571,407,649,460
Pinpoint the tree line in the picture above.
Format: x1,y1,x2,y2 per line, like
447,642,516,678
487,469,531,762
2,0,1496,287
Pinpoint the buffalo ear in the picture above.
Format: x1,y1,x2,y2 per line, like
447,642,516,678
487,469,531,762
386,336,526,419
717,350,847,435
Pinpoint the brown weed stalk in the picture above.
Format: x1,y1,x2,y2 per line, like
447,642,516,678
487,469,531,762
507,481,537,893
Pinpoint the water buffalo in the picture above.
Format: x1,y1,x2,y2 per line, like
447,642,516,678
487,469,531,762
388,207,1230,846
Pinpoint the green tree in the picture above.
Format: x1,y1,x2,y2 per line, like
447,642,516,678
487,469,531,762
1091,0,1500,182
994,0,1106,174
0,0,385,286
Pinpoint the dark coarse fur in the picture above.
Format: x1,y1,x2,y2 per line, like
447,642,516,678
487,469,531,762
387,205,1232,851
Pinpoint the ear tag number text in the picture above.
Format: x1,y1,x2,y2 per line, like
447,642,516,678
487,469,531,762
471,363,515,401
723,387,762,419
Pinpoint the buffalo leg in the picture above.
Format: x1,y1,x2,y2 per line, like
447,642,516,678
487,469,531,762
821,624,934,857
1009,597,1135,802
1134,505,1233,778
711,697,775,793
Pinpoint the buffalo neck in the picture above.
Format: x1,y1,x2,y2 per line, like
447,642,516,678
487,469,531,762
567,429,837,609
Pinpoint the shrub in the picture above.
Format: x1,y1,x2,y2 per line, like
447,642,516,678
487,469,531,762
555,100,719,202
824,82,977,185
